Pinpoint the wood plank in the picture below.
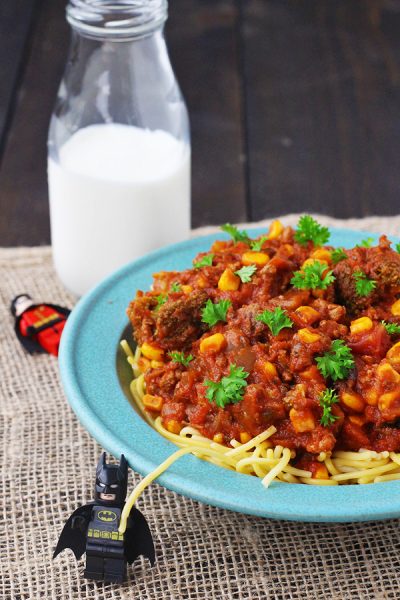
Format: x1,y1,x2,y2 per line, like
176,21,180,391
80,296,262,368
0,0,69,246
162,0,247,227
0,0,38,150
0,0,246,245
242,0,400,220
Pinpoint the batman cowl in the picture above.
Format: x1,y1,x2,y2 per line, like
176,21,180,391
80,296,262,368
53,453,155,583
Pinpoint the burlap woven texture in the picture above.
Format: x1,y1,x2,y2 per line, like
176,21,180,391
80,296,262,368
2,214,400,600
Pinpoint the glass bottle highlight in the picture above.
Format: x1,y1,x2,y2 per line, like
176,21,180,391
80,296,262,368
48,0,190,296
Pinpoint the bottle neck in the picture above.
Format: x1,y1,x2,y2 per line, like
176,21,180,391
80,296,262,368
66,0,168,41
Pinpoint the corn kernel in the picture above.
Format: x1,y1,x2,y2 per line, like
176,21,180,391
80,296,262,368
387,341,400,366
289,408,316,433
348,415,367,426
166,420,182,434
280,244,295,257
295,306,320,325
302,257,329,271
262,361,278,379
376,362,400,384
268,220,284,240
391,299,400,316
311,248,332,263
196,275,208,288
150,360,164,369
218,268,240,291
213,433,224,444
199,333,226,354
300,365,322,381
137,357,151,372
181,285,192,294
143,394,163,411
242,251,269,266
313,463,329,480
141,342,164,361
350,317,373,335
365,388,378,406
297,328,321,344
340,391,365,413
211,240,227,253
240,432,251,444
379,390,400,411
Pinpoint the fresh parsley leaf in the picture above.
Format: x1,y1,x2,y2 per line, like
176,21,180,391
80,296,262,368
294,215,330,246
396,242,400,254
201,299,231,327
205,364,249,408
235,264,257,283
331,247,348,265
169,351,194,367
381,321,400,335
250,235,268,251
255,306,294,336
319,388,339,427
194,254,214,269
291,261,335,290
220,223,250,244
356,237,375,248
170,282,181,292
353,270,376,297
315,340,355,381
154,294,167,310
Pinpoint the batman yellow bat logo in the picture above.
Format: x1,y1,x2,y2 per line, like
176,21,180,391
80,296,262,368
98,510,117,522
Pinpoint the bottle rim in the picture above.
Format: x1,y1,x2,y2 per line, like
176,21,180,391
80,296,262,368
66,0,168,40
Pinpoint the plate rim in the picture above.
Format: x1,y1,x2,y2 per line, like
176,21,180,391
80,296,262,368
59,226,400,522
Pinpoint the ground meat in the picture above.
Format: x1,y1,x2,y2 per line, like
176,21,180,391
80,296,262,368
127,294,158,346
228,303,266,340
334,236,400,314
155,290,208,351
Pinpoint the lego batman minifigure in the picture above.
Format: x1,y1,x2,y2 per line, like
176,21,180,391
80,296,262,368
53,453,155,582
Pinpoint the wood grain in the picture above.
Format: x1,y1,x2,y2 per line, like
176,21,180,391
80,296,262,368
168,0,247,227
0,0,69,246
0,0,38,152
242,0,400,220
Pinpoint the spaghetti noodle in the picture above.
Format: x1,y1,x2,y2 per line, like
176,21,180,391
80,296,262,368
120,217,400,491
121,341,400,488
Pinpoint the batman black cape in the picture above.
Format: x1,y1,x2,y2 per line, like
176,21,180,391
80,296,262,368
53,503,155,565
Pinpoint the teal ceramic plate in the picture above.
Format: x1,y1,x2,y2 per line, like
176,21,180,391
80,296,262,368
59,227,400,522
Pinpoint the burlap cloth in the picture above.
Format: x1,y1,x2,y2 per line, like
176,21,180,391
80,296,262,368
3,214,400,600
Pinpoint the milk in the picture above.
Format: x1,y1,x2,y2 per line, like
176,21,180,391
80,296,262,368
48,123,190,296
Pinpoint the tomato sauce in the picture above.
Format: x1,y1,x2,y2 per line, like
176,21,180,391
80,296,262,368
127,222,400,457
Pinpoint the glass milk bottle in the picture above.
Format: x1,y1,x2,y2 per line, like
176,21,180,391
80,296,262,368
48,0,190,296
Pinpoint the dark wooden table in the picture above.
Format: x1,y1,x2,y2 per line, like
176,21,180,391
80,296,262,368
1,0,400,246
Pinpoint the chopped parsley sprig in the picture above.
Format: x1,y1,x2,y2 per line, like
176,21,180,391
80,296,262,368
169,351,194,367
154,294,168,310
235,265,257,283
201,299,231,327
205,364,249,408
331,248,348,265
220,223,250,244
250,235,268,251
170,282,181,292
319,388,339,427
353,270,376,297
315,340,355,381
194,254,214,269
291,261,335,290
294,216,330,246
382,321,400,335
356,237,375,248
256,307,294,336
396,242,400,254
